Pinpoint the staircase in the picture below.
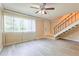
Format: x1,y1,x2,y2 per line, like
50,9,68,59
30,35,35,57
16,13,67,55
54,12,79,38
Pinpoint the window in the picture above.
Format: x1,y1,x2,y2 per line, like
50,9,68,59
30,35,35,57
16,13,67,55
4,13,36,32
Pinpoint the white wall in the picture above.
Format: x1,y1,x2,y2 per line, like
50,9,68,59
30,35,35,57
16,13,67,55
0,4,3,52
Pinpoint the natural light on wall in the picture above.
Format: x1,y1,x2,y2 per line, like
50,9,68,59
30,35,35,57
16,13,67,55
4,12,36,32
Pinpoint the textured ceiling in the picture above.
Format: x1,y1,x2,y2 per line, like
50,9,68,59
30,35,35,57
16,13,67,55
2,3,79,20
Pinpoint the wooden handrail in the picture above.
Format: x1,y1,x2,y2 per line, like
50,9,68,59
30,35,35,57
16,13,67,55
54,12,79,35
55,13,72,28
59,12,76,27
54,13,73,34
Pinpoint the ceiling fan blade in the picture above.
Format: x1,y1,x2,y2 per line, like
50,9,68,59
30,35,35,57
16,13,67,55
45,8,55,10
30,5,40,9
30,6,39,9
35,11,39,14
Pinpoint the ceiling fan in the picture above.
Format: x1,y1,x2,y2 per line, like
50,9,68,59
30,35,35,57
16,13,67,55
30,3,55,14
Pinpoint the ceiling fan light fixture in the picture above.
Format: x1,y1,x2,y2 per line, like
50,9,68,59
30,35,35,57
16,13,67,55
44,11,47,14
38,11,42,14
38,10,47,14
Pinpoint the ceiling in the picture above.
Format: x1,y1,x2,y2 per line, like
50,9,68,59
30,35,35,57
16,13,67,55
2,3,79,20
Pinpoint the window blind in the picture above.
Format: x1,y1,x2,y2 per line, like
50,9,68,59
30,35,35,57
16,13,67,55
4,12,36,32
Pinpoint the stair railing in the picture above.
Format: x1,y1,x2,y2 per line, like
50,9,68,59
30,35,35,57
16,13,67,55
54,12,79,35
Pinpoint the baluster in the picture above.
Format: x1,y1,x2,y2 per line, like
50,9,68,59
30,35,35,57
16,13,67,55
75,12,76,21
54,13,74,35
